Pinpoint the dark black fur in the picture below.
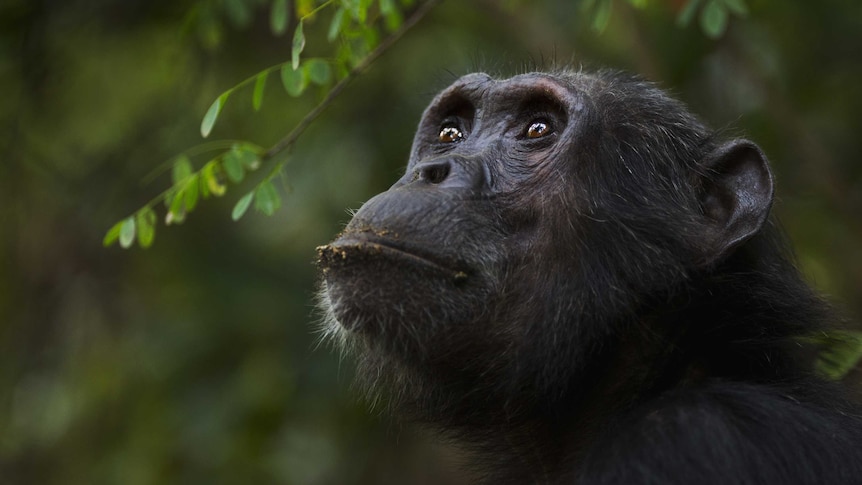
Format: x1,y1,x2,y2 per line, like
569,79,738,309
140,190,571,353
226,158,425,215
317,70,862,484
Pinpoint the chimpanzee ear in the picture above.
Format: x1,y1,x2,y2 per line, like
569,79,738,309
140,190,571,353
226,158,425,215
698,139,774,262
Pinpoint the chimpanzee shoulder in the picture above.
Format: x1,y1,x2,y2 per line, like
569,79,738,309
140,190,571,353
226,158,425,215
577,381,862,484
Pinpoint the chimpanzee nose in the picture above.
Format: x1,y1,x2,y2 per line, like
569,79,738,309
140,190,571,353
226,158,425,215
410,158,488,190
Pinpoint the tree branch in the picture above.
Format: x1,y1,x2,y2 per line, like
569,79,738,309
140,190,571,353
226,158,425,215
264,0,442,161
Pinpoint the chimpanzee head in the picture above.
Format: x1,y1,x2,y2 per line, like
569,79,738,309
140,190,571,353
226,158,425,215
316,70,773,428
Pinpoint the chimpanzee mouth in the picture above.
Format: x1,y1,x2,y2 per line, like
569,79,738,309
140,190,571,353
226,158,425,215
317,236,469,282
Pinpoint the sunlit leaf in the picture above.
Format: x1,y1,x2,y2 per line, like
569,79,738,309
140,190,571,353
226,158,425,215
627,0,647,8
203,162,226,197
184,174,199,211
291,21,306,70
305,59,332,86
348,0,367,22
296,0,314,16
700,0,728,38
223,149,245,183
254,180,281,216
676,0,703,26
281,64,308,97
721,0,748,16
103,220,124,247
199,172,210,198
232,192,255,221
136,207,156,249
119,217,136,249
252,71,267,112
172,155,193,185
360,0,374,21
201,92,229,138
168,189,186,225
328,8,347,42
271,0,289,36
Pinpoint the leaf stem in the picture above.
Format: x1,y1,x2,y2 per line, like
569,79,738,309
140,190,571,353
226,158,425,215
301,0,336,21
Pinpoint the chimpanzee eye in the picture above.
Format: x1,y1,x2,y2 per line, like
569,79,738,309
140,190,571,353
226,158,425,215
525,119,552,139
439,124,464,143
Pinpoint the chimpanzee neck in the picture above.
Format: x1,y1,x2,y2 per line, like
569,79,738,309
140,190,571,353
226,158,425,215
460,232,833,484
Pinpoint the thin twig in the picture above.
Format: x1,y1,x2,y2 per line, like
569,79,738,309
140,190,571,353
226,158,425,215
264,0,441,161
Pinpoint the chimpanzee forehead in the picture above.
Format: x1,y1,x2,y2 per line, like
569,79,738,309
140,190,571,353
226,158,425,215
433,72,584,113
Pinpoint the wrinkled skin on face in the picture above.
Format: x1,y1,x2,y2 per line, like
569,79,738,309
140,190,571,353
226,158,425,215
317,70,776,428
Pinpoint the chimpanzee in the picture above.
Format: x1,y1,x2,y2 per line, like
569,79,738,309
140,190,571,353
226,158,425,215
316,70,862,484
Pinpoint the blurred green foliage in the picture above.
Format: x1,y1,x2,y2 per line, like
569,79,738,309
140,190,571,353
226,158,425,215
2,0,862,483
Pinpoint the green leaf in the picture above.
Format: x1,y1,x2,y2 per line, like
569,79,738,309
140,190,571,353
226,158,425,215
327,8,347,42
234,144,261,170
291,21,306,70
344,0,368,24
812,331,862,380
676,0,703,26
167,189,186,225
360,0,374,22
304,59,332,86
627,0,647,8
335,42,355,76
199,171,210,198
252,71,267,112
721,0,748,15
271,0,289,35
224,0,251,28
296,0,314,16
254,180,281,216
136,208,156,249
184,174,199,211
232,192,255,221
202,162,227,197
700,0,728,38
380,0,402,31
201,92,229,138
380,0,395,15
592,0,612,32
281,63,308,97
119,217,136,249
360,24,380,52
172,155,193,185
103,220,124,247
222,149,245,183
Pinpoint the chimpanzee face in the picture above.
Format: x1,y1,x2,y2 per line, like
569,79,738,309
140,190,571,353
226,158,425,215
317,71,773,421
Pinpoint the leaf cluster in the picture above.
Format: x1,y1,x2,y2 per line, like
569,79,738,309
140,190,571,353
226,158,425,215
105,0,418,249
582,0,748,38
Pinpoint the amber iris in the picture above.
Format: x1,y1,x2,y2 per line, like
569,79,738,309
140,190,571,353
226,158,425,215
439,125,463,143
526,120,551,138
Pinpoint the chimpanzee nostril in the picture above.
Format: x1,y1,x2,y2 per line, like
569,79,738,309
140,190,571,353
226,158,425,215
405,158,487,191
419,162,451,184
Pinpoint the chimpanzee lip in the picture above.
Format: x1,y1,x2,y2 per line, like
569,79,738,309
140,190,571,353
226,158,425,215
318,234,468,279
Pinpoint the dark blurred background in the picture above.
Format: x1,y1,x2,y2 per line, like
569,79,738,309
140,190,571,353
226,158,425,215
2,0,861,483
